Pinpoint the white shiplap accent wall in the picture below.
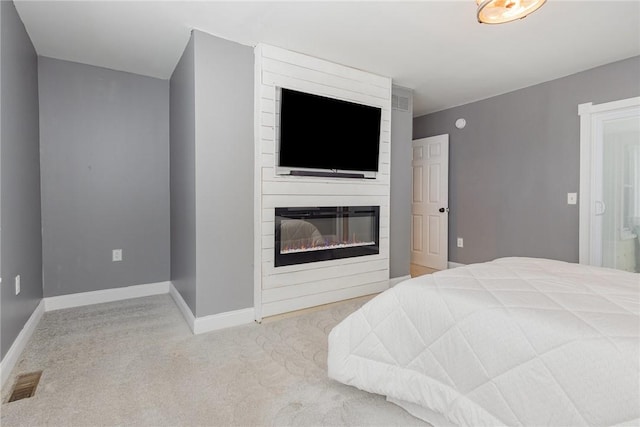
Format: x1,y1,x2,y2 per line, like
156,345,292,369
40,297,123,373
254,44,392,320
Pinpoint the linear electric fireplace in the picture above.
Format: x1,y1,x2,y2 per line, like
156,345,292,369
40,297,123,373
275,206,380,267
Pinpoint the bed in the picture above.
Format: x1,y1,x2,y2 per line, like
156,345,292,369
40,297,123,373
327,257,639,426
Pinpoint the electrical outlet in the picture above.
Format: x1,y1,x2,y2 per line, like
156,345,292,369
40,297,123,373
112,249,123,262
567,192,577,205
457,238,464,248
15,275,21,295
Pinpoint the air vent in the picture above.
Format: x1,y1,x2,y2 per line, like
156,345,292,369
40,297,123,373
392,95,409,112
7,371,42,403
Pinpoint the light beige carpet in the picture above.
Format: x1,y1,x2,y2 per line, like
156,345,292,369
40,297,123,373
1,294,428,426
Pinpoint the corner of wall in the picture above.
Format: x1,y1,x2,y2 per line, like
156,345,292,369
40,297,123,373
1,0,43,362
192,31,254,317
169,30,198,317
389,86,414,278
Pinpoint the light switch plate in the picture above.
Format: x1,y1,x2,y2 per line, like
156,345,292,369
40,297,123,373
567,193,577,205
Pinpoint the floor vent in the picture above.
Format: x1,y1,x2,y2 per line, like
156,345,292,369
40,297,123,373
7,371,42,403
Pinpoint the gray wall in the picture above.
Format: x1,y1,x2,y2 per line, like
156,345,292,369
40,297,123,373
1,0,43,359
39,57,170,297
193,31,254,317
169,30,254,318
414,56,640,265
389,86,413,278
170,34,197,314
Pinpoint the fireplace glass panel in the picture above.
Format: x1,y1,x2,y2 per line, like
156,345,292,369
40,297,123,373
275,206,380,267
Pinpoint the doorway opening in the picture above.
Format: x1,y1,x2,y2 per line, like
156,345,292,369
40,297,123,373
579,97,640,272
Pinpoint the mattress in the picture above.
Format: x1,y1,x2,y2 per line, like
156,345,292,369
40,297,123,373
328,257,640,426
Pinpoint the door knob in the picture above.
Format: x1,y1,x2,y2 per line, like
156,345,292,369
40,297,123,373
439,207,449,213
594,200,606,216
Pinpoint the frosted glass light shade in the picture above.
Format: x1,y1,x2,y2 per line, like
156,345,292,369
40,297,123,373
476,0,547,24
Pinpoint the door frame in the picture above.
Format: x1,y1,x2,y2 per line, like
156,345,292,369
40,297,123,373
578,96,640,265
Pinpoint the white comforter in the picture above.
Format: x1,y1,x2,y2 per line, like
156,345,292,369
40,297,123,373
328,258,640,426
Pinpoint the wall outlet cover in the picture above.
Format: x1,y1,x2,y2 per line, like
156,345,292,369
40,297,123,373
112,249,123,262
457,238,464,248
567,193,578,205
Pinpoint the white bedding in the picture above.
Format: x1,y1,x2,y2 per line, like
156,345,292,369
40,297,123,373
328,257,640,426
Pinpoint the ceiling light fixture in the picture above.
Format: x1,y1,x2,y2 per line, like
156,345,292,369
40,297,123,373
476,0,547,24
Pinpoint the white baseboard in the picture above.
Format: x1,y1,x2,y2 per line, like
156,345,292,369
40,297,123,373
389,275,411,287
193,308,255,335
448,261,466,269
169,282,254,335
169,282,195,332
0,300,45,388
44,281,171,311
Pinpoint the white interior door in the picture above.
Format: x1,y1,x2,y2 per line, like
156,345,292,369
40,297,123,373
411,135,449,270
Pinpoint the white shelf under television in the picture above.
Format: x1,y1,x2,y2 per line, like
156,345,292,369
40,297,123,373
275,166,377,179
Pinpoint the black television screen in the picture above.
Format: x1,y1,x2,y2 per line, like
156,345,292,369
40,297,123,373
279,88,382,172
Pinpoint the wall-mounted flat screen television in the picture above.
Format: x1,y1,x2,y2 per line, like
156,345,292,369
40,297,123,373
278,88,382,174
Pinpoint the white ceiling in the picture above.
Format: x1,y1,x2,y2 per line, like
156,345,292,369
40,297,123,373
14,1,640,116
